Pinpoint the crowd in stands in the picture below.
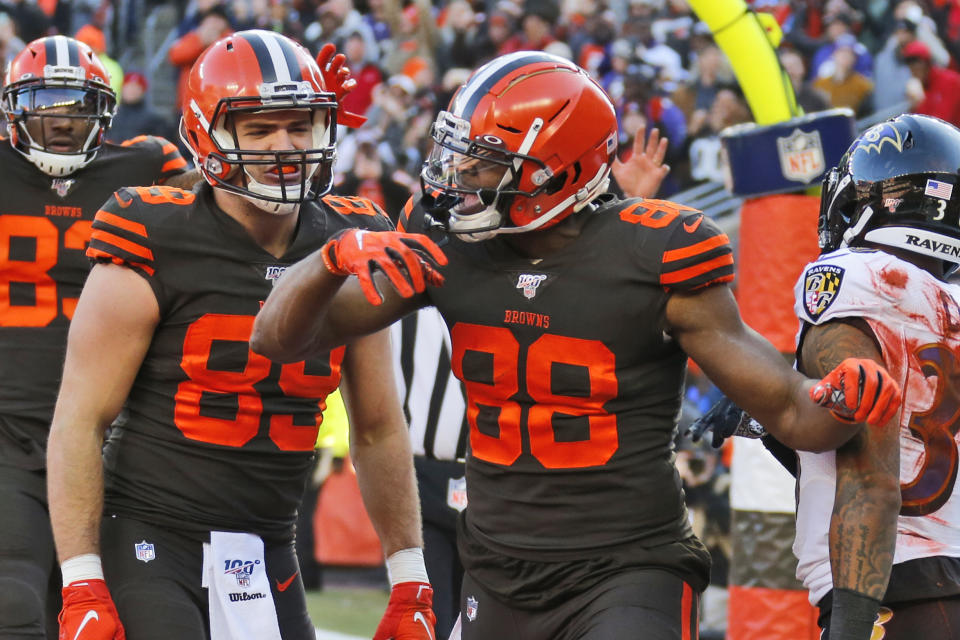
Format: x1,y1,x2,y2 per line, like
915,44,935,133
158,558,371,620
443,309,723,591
0,0,956,201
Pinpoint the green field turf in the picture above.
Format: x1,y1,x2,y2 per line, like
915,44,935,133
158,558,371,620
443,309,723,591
306,586,389,637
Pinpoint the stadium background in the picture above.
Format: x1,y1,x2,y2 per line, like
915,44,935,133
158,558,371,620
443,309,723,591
5,0,954,636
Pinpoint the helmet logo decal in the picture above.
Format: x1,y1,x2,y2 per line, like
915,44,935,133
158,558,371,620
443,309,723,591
480,135,502,145
856,123,905,155
924,179,954,200
803,264,845,321
777,128,825,184
516,273,548,299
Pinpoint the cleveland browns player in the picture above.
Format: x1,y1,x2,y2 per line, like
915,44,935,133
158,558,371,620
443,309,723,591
0,35,191,639
46,31,433,640
792,114,960,640
251,51,902,639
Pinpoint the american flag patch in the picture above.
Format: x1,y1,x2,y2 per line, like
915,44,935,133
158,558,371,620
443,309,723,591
925,179,954,200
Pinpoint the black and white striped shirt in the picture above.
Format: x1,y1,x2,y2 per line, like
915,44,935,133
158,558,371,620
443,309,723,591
391,307,468,461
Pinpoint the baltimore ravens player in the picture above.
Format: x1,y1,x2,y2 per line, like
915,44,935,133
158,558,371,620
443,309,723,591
46,31,433,640
252,52,900,639
791,114,960,639
0,35,191,639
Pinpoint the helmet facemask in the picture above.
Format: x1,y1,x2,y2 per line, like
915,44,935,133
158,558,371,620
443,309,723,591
184,82,337,215
422,110,572,241
3,69,116,176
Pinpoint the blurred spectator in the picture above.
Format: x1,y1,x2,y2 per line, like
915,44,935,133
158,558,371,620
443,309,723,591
360,76,418,171
902,40,960,128
334,132,412,216
168,4,232,111
780,48,830,114
600,38,633,101
338,30,383,120
0,11,24,71
872,16,919,112
471,7,517,64
498,0,558,54
0,0,51,43
812,34,873,116
438,0,488,70
674,45,733,125
380,2,439,78
809,12,873,80
304,0,379,62
618,70,686,195
893,0,950,67
75,24,122,96
107,72,176,144
686,84,751,186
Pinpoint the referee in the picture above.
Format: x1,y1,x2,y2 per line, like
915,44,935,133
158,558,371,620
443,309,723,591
390,306,468,639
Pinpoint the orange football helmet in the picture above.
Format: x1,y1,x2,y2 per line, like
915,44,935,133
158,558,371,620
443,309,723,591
2,35,117,176
421,51,618,240
180,30,337,214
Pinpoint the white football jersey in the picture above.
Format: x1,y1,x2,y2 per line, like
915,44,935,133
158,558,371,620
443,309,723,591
792,247,960,605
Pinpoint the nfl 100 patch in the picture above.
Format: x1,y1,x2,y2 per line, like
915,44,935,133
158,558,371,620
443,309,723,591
803,264,845,321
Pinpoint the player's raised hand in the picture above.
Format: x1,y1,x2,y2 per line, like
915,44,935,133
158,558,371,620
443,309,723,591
373,582,437,640
810,358,901,426
59,579,125,640
612,124,670,199
320,229,447,305
315,42,366,128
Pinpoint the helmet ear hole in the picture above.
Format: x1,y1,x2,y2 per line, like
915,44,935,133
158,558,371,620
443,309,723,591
544,171,567,196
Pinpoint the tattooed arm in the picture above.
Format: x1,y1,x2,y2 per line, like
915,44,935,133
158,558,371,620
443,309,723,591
799,318,902,640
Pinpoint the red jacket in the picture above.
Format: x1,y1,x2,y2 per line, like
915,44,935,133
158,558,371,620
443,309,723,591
914,66,960,127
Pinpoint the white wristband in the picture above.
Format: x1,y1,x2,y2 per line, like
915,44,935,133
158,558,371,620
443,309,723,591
61,554,104,586
385,547,429,587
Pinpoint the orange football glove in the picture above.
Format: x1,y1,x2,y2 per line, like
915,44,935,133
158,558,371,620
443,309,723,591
320,229,447,305
315,42,366,128
59,579,125,640
373,582,436,640
810,357,901,426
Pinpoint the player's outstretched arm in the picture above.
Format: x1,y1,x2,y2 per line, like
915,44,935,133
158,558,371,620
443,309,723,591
666,283,900,452
251,230,445,362
801,321,901,640
47,263,160,640
340,330,436,640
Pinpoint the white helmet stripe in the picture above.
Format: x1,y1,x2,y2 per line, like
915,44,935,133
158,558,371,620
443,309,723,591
257,31,293,83
450,52,560,119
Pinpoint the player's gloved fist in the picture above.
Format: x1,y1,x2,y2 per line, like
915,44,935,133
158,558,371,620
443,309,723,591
315,42,366,128
320,229,447,305
373,582,436,640
810,357,901,426
59,579,125,640
686,396,766,448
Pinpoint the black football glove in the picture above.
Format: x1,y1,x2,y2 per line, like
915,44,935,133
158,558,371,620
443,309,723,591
686,396,766,449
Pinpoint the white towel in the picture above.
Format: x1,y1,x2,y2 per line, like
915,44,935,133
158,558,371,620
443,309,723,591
202,531,283,640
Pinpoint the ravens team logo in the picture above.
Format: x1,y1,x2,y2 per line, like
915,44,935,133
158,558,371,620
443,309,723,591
804,264,845,321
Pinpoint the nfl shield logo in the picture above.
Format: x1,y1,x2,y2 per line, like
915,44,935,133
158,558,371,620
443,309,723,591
777,128,825,184
516,273,547,299
803,264,845,321
466,596,479,622
51,178,76,198
446,476,467,512
134,540,155,563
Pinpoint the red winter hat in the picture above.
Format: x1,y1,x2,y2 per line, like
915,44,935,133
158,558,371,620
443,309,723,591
902,40,931,62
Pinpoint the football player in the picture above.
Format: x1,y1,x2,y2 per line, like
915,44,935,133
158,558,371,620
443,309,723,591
791,113,960,639
46,31,434,640
0,35,192,639
251,52,901,639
